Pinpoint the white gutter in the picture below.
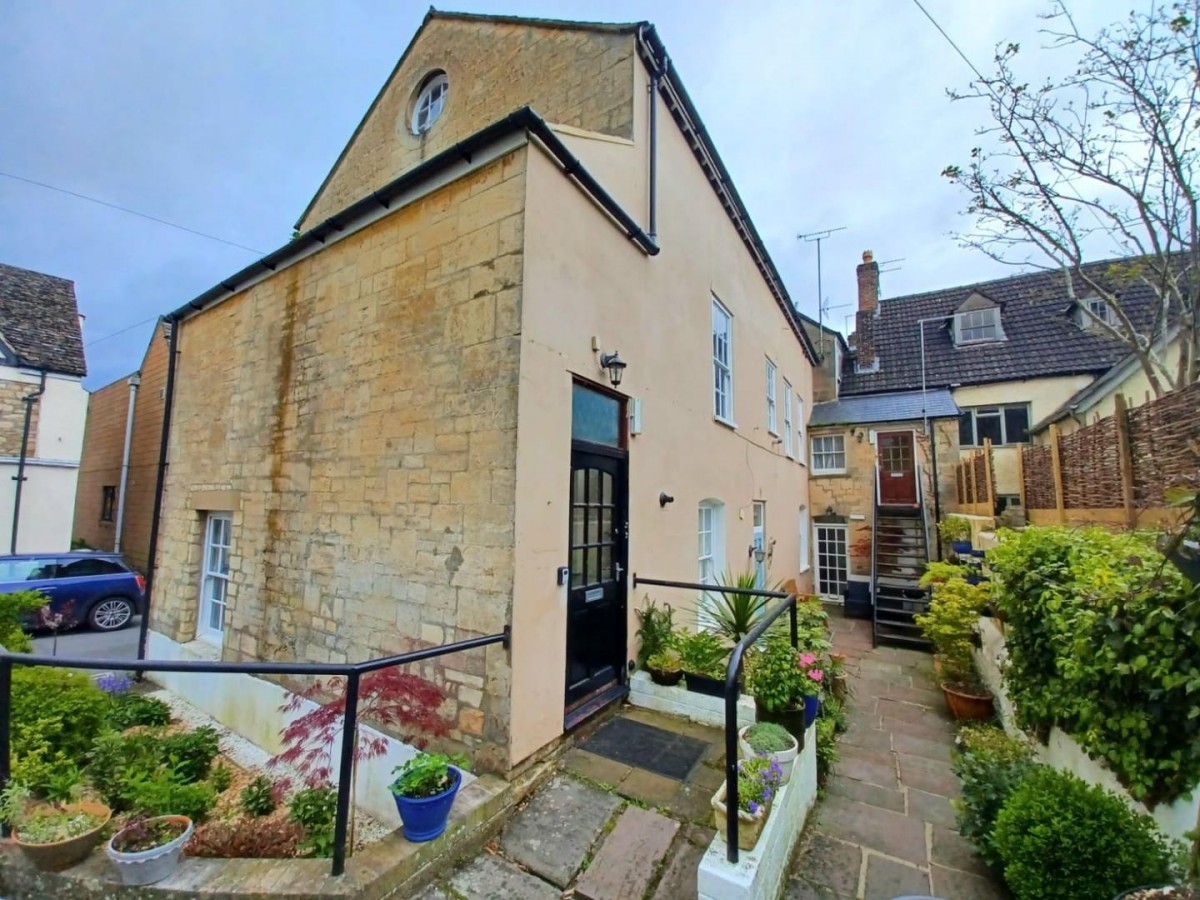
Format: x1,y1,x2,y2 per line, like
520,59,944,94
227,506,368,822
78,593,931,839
114,372,140,552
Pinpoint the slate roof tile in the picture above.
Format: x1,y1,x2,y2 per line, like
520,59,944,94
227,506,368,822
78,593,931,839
0,263,86,377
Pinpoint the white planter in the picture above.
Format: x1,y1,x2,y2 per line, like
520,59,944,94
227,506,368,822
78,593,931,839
106,816,194,886
737,725,798,784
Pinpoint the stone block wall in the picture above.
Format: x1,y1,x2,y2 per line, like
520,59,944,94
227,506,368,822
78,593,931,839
300,16,634,229
0,378,37,458
152,148,527,768
73,376,128,550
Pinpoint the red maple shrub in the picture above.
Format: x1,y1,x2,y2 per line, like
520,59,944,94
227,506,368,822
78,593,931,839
188,819,304,859
269,667,452,788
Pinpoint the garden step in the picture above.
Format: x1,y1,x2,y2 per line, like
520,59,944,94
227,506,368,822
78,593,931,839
575,806,679,900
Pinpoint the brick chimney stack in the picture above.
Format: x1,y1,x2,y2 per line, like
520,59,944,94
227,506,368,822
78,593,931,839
857,250,879,314
855,250,880,370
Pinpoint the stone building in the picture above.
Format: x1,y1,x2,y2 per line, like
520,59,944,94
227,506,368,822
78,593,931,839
73,321,169,571
0,263,88,554
146,12,817,774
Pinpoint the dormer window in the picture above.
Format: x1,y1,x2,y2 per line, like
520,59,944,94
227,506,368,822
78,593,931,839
1077,297,1113,331
955,307,1002,344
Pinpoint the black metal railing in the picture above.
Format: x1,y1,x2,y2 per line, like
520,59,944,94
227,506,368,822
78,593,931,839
633,576,797,863
0,627,510,877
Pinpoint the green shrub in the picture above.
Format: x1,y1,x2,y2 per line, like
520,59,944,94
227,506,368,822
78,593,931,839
119,768,217,822
12,667,110,767
209,763,233,793
0,591,50,652
161,726,221,783
992,767,1176,900
675,629,730,679
240,775,278,817
951,725,1037,867
988,526,1200,805
109,693,171,730
88,731,166,809
289,786,337,858
742,722,794,754
634,598,675,668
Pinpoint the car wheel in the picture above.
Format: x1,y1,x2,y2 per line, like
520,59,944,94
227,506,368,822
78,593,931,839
88,597,134,631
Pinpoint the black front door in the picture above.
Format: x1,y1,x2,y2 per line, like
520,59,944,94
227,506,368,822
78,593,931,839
566,447,629,707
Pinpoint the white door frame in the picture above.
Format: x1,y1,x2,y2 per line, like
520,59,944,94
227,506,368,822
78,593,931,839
813,522,849,600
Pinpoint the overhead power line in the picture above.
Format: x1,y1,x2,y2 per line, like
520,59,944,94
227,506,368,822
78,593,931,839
85,315,160,348
0,170,266,255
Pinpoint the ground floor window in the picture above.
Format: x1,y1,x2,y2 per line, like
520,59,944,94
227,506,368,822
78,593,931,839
697,500,725,629
100,486,116,522
815,524,848,598
199,512,232,642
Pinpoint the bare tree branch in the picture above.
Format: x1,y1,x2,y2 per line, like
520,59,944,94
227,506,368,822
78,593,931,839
943,1,1200,394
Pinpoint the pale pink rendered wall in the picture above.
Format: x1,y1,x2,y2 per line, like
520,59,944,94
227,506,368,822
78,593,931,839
508,66,815,764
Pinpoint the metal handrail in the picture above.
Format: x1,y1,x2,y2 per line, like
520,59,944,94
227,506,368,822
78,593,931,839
0,627,510,876
871,468,879,648
633,575,797,864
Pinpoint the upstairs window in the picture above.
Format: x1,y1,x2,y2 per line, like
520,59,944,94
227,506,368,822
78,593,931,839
955,307,1002,344
783,381,794,457
765,358,778,434
411,72,448,135
796,396,806,464
959,403,1030,446
1077,297,1114,330
712,298,734,423
811,434,846,474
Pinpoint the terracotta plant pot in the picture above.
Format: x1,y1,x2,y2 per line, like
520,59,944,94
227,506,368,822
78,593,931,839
737,724,798,783
14,801,112,872
710,780,768,850
647,667,682,687
941,683,995,722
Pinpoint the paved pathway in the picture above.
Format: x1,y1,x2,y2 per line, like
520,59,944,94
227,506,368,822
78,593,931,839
419,707,724,899
784,614,1008,900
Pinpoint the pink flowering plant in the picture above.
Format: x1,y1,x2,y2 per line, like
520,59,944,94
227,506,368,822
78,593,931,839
798,652,825,698
737,754,785,815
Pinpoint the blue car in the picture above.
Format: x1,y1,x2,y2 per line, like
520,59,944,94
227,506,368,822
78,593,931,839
0,552,145,632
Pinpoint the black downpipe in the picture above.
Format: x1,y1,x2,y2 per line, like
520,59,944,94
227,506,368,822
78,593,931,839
928,420,943,561
10,371,46,554
137,319,179,667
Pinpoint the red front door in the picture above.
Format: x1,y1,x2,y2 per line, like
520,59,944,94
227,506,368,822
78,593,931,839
878,431,917,505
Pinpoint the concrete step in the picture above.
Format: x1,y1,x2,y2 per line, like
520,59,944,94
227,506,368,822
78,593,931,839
575,806,680,900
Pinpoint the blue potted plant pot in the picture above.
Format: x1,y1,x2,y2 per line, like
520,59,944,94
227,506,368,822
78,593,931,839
804,694,820,727
951,540,973,556
393,766,463,842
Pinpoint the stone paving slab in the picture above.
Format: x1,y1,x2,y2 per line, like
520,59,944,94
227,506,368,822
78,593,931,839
500,775,620,888
792,611,1008,900
575,806,678,900
650,838,706,900
863,854,931,900
448,854,562,900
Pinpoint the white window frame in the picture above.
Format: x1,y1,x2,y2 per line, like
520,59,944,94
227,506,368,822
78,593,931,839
411,72,449,135
765,358,778,435
199,512,232,643
783,380,794,458
697,500,726,630
955,307,1002,344
798,506,810,572
796,396,806,465
712,298,734,425
811,433,846,475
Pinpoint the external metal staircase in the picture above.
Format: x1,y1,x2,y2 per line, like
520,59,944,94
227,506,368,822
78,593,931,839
871,468,933,649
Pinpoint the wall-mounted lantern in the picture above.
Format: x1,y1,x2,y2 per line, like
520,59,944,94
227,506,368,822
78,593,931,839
599,351,626,388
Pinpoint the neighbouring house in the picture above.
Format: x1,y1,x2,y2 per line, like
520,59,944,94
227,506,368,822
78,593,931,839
842,253,1174,507
146,11,817,774
0,263,88,554
73,321,169,571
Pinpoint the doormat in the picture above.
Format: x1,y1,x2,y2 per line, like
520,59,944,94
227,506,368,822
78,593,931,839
580,717,709,781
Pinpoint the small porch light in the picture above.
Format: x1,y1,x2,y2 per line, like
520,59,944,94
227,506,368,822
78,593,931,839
599,351,626,388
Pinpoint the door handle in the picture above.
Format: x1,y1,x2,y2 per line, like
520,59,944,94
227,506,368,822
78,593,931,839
615,562,624,580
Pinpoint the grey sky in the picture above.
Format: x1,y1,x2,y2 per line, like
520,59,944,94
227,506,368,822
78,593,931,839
1,0,1131,388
